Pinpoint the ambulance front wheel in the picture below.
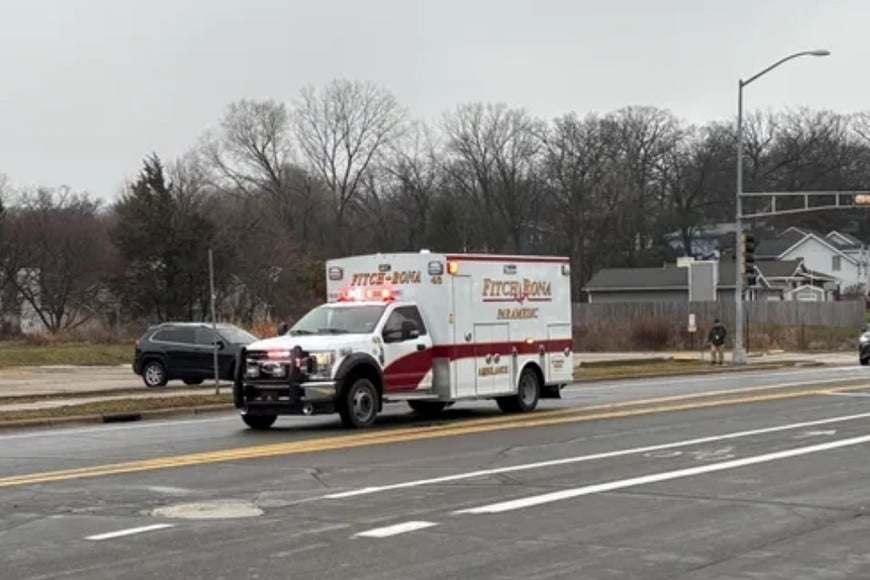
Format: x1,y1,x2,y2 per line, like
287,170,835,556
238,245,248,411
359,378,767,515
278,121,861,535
497,367,540,414
338,377,379,428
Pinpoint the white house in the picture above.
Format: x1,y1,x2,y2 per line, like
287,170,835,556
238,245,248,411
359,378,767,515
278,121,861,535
756,227,869,295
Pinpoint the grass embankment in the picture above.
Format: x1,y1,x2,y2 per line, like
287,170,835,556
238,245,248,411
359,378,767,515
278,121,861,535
574,359,709,381
0,393,232,423
0,342,131,369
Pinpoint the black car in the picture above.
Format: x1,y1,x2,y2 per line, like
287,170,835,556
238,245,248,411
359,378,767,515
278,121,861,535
133,322,258,387
860,324,870,366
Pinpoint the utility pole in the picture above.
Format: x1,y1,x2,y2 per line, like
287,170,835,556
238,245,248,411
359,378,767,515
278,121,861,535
209,248,219,395
733,49,830,364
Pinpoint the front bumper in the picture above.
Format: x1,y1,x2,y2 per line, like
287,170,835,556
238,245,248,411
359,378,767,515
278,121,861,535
860,343,870,361
233,349,338,416
234,380,338,416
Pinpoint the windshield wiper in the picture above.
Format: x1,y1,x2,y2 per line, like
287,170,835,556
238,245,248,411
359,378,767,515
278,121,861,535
318,328,349,334
289,329,314,336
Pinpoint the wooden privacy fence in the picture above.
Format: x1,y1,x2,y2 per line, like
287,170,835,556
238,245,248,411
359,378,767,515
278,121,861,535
573,300,866,329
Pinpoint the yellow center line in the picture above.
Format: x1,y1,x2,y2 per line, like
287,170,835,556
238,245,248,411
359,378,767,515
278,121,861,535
1,379,867,489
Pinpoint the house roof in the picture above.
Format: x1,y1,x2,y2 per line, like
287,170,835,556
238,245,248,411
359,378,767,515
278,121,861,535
584,261,743,292
755,259,802,279
755,230,805,258
583,266,688,290
756,229,859,265
582,256,833,294
824,231,863,250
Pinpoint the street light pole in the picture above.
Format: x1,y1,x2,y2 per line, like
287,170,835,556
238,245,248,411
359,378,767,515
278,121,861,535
733,49,830,364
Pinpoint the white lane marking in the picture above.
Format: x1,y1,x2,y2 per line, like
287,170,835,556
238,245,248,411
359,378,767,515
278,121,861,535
322,411,870,500
354,521,438,538
455,433,870,515
793,430,837,439
85,523,175,541
825,391,870,398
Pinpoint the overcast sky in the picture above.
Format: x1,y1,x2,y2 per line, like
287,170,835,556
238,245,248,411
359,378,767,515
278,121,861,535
1,0,868,200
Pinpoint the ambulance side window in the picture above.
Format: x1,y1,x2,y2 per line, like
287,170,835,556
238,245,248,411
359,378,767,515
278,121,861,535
382,306,427,342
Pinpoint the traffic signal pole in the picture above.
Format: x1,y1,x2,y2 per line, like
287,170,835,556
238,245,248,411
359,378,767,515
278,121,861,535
734,79,747,365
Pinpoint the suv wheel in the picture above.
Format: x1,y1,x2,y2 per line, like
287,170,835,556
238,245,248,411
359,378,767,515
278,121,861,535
142,360,168,388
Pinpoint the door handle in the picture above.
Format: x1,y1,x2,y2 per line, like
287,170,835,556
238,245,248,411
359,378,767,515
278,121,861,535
417,344,426,351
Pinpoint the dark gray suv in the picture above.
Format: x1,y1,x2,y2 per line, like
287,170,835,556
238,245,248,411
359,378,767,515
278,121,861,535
133,322,258,387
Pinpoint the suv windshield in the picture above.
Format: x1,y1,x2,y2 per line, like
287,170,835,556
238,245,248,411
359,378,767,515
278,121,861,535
290,305,386,336
218,326,258,344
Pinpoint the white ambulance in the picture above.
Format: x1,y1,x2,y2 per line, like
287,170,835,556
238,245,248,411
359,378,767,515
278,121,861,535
233,251,573,429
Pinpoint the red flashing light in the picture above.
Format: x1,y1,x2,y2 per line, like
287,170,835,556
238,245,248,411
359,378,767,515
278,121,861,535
338,286,398,302
266,350,291,359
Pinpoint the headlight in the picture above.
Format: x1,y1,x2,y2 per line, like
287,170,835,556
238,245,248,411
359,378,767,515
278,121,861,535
860,334,870,345
307,351,336,379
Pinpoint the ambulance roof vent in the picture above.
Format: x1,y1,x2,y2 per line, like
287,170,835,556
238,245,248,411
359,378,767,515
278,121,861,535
419,248,431,254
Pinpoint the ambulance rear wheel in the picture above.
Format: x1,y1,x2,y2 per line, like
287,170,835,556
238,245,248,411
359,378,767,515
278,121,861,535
408,401,447,417
339,378,379,428
497,367,540,414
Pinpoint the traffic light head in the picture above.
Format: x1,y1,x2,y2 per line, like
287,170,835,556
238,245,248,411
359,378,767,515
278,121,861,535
743,233,757,285
743,233,756,264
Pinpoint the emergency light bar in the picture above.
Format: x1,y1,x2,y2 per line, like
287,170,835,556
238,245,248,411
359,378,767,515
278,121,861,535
338,286,399,302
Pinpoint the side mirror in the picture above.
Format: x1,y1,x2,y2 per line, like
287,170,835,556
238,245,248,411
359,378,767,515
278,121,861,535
215,340,226,350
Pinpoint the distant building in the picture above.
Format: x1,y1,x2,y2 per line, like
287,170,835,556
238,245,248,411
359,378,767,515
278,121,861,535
583,259,837,303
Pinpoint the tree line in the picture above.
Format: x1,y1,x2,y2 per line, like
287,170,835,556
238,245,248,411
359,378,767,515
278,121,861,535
3,78,870,334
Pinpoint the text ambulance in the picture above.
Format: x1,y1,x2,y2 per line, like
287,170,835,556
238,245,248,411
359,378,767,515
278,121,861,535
233,251,573,429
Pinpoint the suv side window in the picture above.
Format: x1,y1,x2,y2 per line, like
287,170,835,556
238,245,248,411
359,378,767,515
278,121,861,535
152,327,195,344
382,306,427,341
194,327,218,346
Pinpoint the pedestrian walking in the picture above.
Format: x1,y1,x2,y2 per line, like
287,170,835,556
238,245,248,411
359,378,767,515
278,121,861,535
708,318,727,365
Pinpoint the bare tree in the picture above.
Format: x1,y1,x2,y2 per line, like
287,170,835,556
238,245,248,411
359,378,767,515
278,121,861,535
380,121,442,250
4,188,110,333
541,113,616,290
204,100,322,249
292,79,407,252
605,106,684,265
443,103,544,253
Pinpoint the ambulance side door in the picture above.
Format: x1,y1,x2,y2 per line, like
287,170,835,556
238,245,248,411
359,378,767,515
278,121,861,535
380,305,434,393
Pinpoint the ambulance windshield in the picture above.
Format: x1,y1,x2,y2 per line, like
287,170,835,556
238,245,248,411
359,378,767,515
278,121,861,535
289,304,386,336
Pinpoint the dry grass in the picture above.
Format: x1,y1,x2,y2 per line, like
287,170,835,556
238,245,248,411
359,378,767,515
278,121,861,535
574,360,707,380
577,319,858,352
0,342,131,368
0,393,232,422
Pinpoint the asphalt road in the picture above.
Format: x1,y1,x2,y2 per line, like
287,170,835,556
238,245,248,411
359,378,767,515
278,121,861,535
2,365,870,579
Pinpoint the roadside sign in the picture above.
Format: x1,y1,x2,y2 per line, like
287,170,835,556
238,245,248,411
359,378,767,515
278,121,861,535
688,313,697,333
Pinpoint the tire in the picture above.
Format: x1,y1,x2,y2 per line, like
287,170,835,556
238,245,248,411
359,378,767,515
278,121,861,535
183,378,204,385
242,413,277,430
861,358,869,367
408,400,447,417
339,378,379,429
142,360,168,388
497,367,540,414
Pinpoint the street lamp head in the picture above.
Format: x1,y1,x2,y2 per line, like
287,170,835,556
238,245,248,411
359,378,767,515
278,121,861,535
810,49,831,57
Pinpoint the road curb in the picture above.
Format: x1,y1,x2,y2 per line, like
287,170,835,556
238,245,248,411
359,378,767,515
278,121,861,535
0,403,234,432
